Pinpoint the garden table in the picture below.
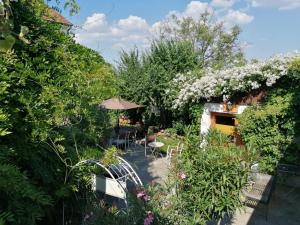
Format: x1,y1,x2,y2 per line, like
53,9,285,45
148,141,164,158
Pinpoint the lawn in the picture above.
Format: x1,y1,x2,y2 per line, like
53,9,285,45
156,135,183,154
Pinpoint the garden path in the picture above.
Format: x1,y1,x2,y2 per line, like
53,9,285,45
123,143,169,186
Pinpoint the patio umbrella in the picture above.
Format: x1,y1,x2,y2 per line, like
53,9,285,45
100,97,143,110
100,97,143,130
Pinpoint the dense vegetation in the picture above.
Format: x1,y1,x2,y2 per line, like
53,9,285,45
238,59,300,173
83,130,252,225
2,0,300,225
117,13,244,130
0,1,116,224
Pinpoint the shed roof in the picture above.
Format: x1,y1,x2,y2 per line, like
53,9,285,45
43,8,72,26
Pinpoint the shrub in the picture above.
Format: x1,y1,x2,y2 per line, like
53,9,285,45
138,129,252,225
175,131,251,223
238,87,300,173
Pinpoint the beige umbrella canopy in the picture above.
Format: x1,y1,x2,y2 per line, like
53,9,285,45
100,97,143,110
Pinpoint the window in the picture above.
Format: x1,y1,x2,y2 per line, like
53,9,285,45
215,115,235,126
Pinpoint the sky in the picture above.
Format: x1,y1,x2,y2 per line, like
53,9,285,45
58,0,300,64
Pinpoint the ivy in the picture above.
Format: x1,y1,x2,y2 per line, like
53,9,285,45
238,79,300,173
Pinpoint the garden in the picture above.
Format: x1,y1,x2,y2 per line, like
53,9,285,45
1,1,300,225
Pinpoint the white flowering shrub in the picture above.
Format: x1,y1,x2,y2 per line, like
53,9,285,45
172,53,300,108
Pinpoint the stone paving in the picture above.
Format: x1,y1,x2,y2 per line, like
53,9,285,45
123,143,169,185
231,185,300,225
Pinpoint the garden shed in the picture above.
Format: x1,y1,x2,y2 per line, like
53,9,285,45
200,90,267,144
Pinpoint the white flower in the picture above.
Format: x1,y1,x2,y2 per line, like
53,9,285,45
172,52,300,108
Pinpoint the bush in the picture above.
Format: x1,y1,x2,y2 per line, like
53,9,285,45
175,131,251,223
238,87,300,173
0,1,117,224
172,121,185,135
136,129,252,225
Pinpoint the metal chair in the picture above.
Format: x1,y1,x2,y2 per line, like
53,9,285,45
127,130,138,149
112,134,127,150
142,135,155,157
166,143,184,165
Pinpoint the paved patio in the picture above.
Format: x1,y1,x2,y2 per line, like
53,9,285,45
123,143,169,185
230,184,300,225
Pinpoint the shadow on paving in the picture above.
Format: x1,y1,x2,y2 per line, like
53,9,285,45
227,182,300,225
122,144,169,186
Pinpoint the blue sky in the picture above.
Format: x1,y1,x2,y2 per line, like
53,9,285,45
58,0,300,64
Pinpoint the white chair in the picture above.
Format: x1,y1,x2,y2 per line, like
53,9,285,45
166,143,184,165
143,135,155,157
127,130,138,149
112,135,127,149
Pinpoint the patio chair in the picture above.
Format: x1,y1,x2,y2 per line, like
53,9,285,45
142,134,156,157
112,134,127,150
166,143,184,165
127,130,138,148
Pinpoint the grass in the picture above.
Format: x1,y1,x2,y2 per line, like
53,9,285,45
156,135,183,153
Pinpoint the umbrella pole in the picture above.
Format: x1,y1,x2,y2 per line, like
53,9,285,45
116,110,120,134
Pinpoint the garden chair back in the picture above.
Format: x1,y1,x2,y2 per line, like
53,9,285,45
166,143,184,165
112,134,127,150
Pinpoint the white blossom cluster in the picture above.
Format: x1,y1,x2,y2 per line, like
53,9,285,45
172,53,300,108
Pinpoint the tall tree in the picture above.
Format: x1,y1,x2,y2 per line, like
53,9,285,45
158,12,245,69
118,40,198,127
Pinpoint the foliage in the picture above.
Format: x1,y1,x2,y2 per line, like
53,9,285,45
157,12,245,69
100,146,120,166
82,193,168,225
0,1,116,224
141,129,252,225
172,130,251,224
238,86,300,173
0,0,79,52
0,0,30,51
118,40,198,127
0,164,52,225
173,53,300,108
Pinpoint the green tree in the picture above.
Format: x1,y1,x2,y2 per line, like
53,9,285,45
158,12,245,69
118,40,198,127
0,1,116,224
117,13,245,128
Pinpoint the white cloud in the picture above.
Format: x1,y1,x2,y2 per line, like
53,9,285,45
248,0,300,10
75,1,254,63
211,0,235,8
118,15,149,31
184,1,213,18
222,9,254,27
83,13,107,31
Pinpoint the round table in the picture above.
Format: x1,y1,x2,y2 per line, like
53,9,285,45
148,141,164,158
148,141,164,148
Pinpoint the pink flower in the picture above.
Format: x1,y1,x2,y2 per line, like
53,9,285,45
137,190,151,202
144,211,154,225
137,190,146,198
178,171,187,180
